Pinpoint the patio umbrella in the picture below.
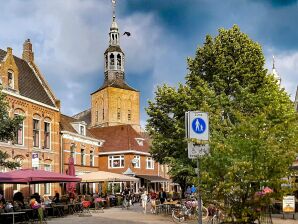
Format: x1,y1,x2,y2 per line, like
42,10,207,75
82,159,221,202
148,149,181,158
66,157,76,193
79,171,139,183
0,169,81,184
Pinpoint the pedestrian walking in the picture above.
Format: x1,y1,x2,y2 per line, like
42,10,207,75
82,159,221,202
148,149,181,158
150,190,157,214
158,188,167,204
141,191,148,214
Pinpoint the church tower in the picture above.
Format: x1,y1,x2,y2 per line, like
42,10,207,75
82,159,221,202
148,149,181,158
272,56,281,86
91,0,140,131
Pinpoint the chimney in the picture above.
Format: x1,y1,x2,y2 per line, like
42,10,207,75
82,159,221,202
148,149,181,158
22,39,34,63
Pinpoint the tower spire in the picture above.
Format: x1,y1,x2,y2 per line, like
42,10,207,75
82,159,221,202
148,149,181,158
112,0,116,21
272,55,281,86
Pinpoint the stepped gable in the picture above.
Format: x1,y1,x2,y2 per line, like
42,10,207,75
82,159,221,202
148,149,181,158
0,49,55,107
89,125,149,153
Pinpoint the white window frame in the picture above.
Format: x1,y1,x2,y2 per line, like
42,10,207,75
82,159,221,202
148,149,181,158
90,151,95,167
44,164,51,195
108,155,124,168
146,157,154,170
81,149,86,166
133,155,140,168
44,121,51,150
79,124,86,136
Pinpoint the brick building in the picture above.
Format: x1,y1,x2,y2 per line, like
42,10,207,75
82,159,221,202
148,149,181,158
0,40,61,198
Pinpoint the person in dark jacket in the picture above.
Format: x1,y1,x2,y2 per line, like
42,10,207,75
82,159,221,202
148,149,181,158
158,188,167,204
52,191,60,203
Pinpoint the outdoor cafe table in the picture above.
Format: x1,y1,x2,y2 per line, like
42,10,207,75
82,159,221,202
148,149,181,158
0,211,26,224
158,201,179,214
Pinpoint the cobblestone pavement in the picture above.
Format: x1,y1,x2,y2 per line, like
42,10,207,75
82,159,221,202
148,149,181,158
46,204,298,224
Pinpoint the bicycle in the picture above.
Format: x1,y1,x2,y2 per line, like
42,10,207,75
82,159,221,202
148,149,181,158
172,199,208,223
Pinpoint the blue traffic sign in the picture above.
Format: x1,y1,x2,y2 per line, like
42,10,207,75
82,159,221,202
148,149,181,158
191,118,206,134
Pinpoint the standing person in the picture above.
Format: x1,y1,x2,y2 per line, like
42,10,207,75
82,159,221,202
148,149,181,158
159,188,167,204
141,191,148,214
149,190,157,214
186,186,191,197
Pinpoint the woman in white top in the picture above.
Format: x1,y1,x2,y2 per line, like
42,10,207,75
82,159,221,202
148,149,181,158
141,191,148,214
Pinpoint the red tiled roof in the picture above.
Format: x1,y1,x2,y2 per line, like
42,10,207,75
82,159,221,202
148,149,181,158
60,114,95,139
89,125,149,153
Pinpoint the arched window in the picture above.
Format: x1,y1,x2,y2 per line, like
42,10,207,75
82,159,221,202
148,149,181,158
8,71,14,88
110,53,115,69
117,98,121,120
95,101,98,122
105,55,108,69
117,54,121,69
100,98,104,120
128,99,132,121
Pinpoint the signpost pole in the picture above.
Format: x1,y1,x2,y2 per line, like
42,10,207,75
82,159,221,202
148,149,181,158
197,158,202,224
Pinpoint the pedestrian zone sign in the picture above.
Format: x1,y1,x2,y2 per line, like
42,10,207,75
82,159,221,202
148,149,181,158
187,111,209,141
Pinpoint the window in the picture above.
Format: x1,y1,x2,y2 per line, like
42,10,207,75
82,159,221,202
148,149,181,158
110,53,115,69
90,151,94,167
44,165,51,194
33,119,40,148
117,54,121,69
105,55,108,69
81,149,85,166
70,145,76,163
80,125,85,136
128,110,131,121
44,122,50,149
108,155,124,168
133,155,140,168
146,157,154,169
8,71,14,88
0,75,2,85
117,108,121,120
14,115,23,145
117,98,121,120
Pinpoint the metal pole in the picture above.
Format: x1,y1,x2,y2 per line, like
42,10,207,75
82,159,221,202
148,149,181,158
197,158,202,224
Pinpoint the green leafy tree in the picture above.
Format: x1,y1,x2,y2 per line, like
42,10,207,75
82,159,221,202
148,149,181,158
0,89,23,169
146,25,298,221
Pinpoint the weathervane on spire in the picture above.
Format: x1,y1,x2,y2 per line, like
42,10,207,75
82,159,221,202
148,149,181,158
272,55,275,69
112,0,116,21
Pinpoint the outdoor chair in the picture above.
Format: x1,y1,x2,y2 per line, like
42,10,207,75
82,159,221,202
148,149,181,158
78,201,92,217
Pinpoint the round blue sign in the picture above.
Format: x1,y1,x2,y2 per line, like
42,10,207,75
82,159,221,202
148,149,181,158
191,118,206,134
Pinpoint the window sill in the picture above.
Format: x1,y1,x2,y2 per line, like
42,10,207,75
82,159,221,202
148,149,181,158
108,167,125,169
32,148,54,154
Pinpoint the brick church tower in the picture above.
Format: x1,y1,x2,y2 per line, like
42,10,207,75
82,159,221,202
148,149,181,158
90,0,140,131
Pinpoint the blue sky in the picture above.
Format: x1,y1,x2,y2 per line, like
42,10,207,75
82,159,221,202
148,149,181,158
0,0,297,128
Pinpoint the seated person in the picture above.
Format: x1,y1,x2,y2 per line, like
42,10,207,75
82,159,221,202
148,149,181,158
13,191,25,210
43,196,52,206
52,191,60,204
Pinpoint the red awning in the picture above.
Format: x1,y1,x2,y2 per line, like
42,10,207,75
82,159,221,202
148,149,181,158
0,169,81,184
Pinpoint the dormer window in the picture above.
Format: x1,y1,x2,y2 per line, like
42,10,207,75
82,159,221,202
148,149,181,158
135,138,144,146
8,71,14,88
80,125,86,136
